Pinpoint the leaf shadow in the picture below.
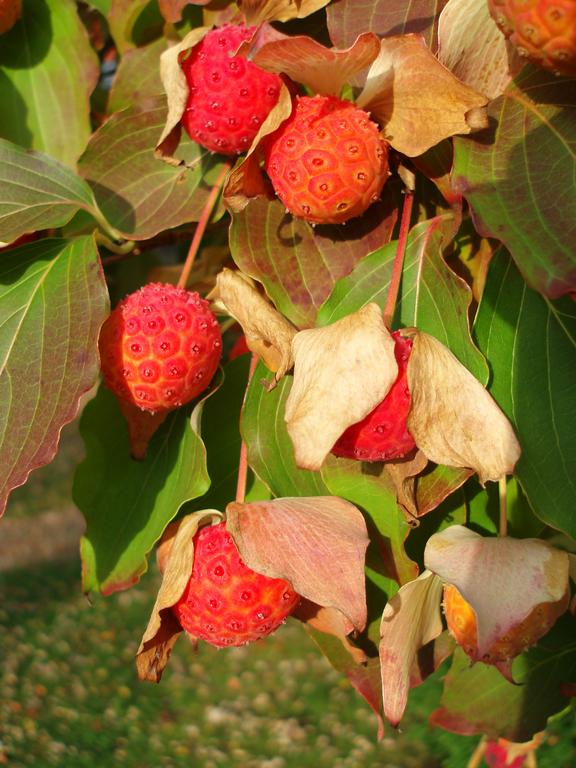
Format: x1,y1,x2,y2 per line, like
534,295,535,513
87,180,136,237
0,0,52,69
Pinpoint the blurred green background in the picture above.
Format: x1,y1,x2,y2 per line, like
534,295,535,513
1,420,574,768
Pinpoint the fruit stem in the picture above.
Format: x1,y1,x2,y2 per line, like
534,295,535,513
177,161,231,290
383,189,414,329
235,353,259,505
498,476,508,537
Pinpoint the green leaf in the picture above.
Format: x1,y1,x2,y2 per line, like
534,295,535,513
319,215,488,381
242,361,330,497
0,236,108,516
327,0,445,50
321,457,418,591
76,385,211,595
431,614,576,741
229,191,399,328
474,249,576,540
107,37,167,114
0,0,99,167
108,0,163,54
78,97,226,240
452,67,576,299
0,139,99,244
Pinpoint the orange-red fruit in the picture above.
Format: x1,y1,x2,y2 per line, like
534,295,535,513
264,95,389,225
488,0,576,76
181,24,283,155
172,522,300,647
99,283,221,413
443,584,569,664
331,332,416,461
0,0,21,34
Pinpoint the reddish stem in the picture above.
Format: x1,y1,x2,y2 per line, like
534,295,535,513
383,190,414,329
498,476,508,537
235,353,259,504
177,162,231,290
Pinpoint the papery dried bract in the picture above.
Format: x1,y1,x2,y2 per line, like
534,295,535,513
239,0,331,25
285,304,398,471
136,510,222,682
358,35,489,156
253,32,380,97
223,82,294,213
424,526,570,659
407,331,521,483
211,268,296,380
379,570,444,726
156,28,211,160
226,496,369,631
437,0,521,100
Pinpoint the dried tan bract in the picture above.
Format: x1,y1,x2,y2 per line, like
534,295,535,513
285,304,397,471
407,331,521,483
211,268,296,379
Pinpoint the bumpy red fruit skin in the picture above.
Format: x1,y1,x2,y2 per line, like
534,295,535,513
443,584,569,664
264,95,389,225
172,522,300,647
331,332,416,462
99,283,222,413
180,24,283,155
488,0,576,76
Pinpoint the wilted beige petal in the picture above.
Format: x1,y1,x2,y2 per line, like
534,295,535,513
438,0,521,100
407,331,521,483
285,304,397,471
253,32,380,97
136,510,222,682
380,570,444,726
294,599,366,664
383,450,429,522
210,268,296,380
357,35,489,157
424,525,570,659
226,496,369,631
239,0,331,24
155,28,210,160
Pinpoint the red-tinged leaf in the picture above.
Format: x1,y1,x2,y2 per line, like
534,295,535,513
430,615,576,741
318,214,488,383
322,456,419,590
307,626,384,737
437,0,520,100
253,32,380,96
424,526,570,660
78,97,226,240
0,0,99,167
379,570,444,726
107,37,168,114
412,141,458,204
158,0,196,22
75,384,212,596
241,361,331,498
0,140,100,245
226,496,369,631
0,236,107,517
229,192,399,328
327,0,448,51
137,510,222,682
358,35,488,157
452,68,576,299
415,464,472,516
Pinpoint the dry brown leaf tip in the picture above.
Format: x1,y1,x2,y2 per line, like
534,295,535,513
210,268,297,380
284,303,398,471
407,331,521,483
136,510,222,682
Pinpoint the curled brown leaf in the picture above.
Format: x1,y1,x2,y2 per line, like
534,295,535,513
239,0,331,25
358,35,489,156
